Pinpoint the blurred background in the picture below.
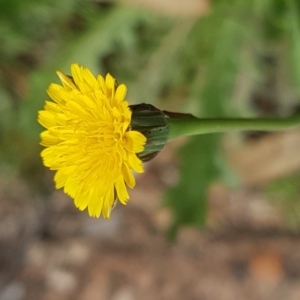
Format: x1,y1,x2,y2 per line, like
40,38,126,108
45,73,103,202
1,0,300,299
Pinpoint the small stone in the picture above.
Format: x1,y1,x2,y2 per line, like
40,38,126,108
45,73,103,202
46,268,77,294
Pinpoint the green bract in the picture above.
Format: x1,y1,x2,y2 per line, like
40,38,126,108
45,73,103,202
130,104,169,162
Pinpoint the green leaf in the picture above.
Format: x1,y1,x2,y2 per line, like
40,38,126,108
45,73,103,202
163,2,255,237
53,7,156,73
165,135,220,238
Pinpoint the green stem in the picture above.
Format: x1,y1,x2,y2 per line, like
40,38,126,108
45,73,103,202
167,116,300,141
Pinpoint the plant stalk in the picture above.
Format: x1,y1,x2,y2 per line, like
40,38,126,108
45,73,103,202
167,116,300,141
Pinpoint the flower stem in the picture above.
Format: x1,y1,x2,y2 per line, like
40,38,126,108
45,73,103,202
167,116,300,141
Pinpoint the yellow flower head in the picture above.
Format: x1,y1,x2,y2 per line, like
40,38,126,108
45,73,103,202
38,63,146,219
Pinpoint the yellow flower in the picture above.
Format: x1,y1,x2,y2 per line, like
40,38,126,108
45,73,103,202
38,63,146,219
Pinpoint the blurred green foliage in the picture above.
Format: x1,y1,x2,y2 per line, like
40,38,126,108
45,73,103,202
266,172,300,230
0,0,300,234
